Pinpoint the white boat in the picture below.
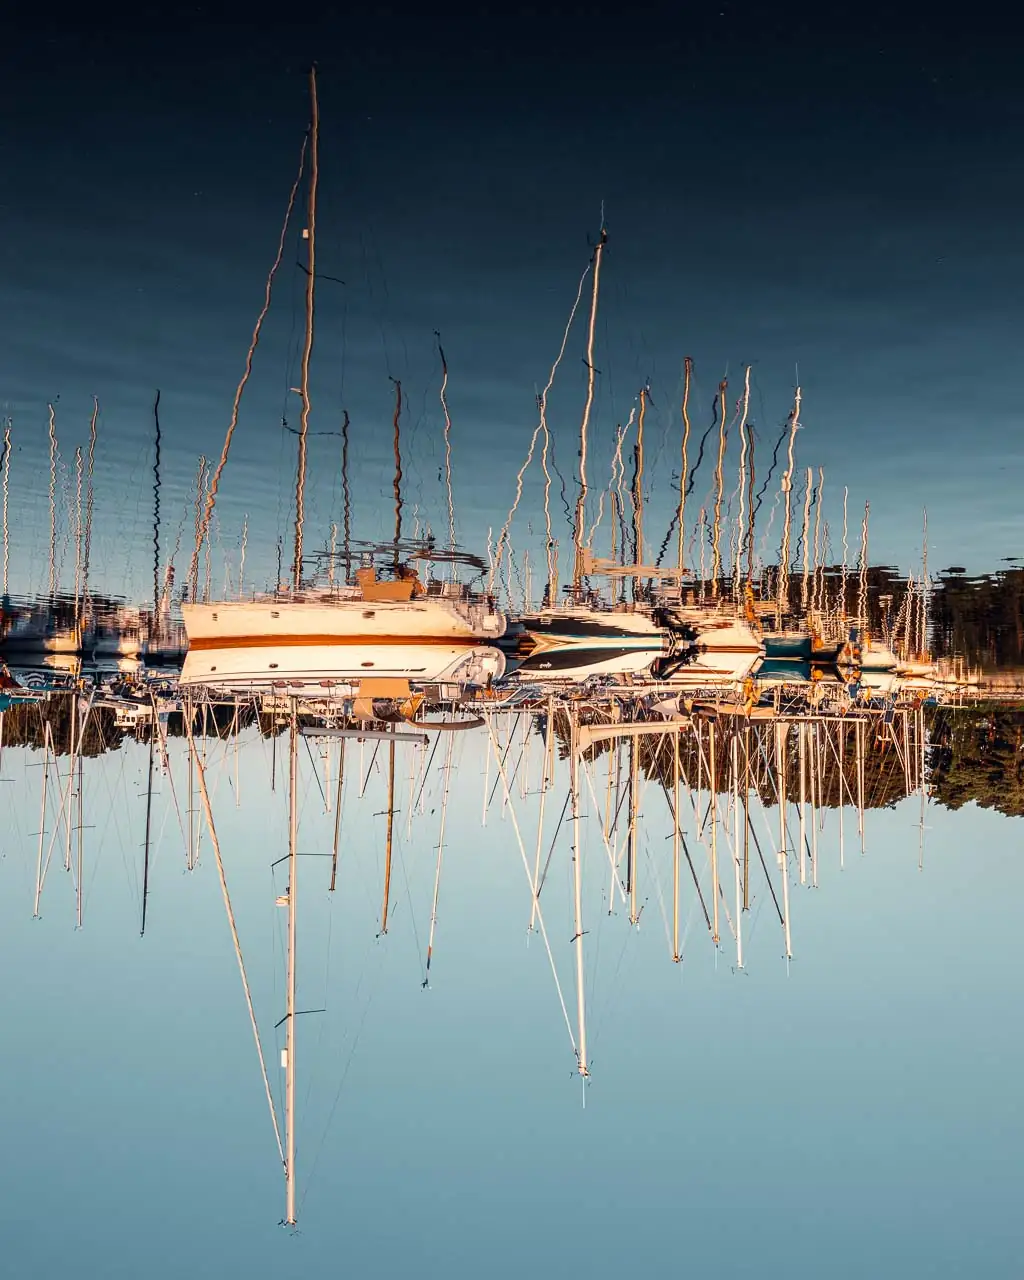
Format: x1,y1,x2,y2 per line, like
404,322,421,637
650,611,764,685
859,640,898,671
90,605,143,657
667,611,764,656
1,602,84,653
507,605,671,683
660,649,763,685
182,567,506,650
517,605,668,645
856,668,900,695
179,639,505,693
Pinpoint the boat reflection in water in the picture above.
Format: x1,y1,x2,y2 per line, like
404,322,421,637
1,566,1020,1229
180,555,507,695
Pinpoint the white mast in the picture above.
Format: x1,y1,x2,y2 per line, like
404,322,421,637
798,719,807,885
292,66,319,591
776,721,792,960
530,696,555,933
711,380,727,596
800,466,813,614
1,417,10,596
424,732,455,985
628,737,639,926
672,728,681,962
284,699,299,1226
570,705,588,1077
47,402,58,599
573,224,607,592
709,718,720,946
731,730,743,970
677,358,692,577
777,387,801,626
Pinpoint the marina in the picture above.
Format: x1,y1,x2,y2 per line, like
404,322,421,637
1,25,1021,1277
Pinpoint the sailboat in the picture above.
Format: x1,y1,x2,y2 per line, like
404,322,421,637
501,270,680,684
183,562,506,649
180,70,505,683
504,603,671,683
180,629,505,692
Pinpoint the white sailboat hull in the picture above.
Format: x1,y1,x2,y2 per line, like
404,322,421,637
182,595,506,645
663,649,763,685
179,641,505,691
860,641,898,671
518,606,669,645
693,619,763,653
506,648,666,683
509,605,670,681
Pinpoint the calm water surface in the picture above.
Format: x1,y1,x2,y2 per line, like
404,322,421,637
2,14,1023,1278
0,684,1021,1278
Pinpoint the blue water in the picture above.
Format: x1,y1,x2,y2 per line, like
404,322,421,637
0,721,1019,1278
2,12,1022,1276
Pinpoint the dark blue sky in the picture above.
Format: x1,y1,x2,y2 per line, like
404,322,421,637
1,4,1020,592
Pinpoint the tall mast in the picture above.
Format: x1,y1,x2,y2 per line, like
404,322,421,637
292,66,319,592
437,334,456,560
777,387,801,626
800,466,813,614
627,736,639,925
153,390,162,613
569,705,588,1077
734,366,751,597
572,224,607,592
391,381,403,569
776,720,792,960
72,447,83,642
329,738,345,892
285,698,299,1225
65,690,77,877
677,357,692,577
424,732,455,985
920,508,929,657
530,695,555,933
840,486,849,621
745,417,757,587
709,717,719,945
710,380,727,597
672,728,681,962
631,385,647,601
742,725,751,911
341,410,352,582
191,457,207,603
797,719,807,885
858,503,870,634
141,710,155,935
812,467,824,620
47,402,58,599
82,396,96,611
1,417,11,596
380,737,396,934
731,730,743,970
